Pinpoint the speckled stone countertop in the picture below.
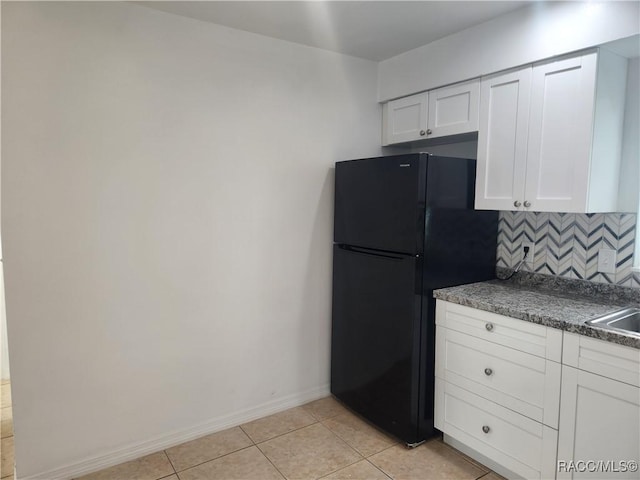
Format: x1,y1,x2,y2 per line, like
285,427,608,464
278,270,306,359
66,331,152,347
433,270,640,349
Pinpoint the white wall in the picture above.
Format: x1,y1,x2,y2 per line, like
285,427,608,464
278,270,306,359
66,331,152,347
1,2,381,478
0,260,8,381
619,57,640,213
378,1,640,101
0,269,8,381
0,1,7,382
383,139,478,159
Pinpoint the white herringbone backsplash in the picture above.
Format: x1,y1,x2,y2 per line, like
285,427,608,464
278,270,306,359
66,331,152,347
497,212,640,288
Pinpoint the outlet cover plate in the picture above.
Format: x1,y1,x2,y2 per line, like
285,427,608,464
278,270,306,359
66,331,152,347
523,242,534,265
598,248,617,274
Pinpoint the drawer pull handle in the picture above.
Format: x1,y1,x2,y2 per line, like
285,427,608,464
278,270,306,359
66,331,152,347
484,368,493,376
485,323,494,332
482,425,491,434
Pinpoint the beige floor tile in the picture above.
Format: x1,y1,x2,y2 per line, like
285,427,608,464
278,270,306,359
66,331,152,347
166,426,253,472
259,423,361,480
435,437,498,475
444,440,492,473
1,408,12,439
368,439,488,480
75,451,174,480
1,437,14,479
0,385,10,409
322,412,397,458
0,381,8,386
241,406,316,443
321,460,390,479
303,397,349,421
479,472,507,480
177,446,283,480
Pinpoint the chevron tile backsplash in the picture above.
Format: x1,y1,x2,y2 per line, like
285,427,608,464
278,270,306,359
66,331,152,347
497,212,640,288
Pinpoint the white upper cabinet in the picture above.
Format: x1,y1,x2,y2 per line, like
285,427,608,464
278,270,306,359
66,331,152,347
382,80,479,146
475,49,628,213
382,92,428,145
427,80,480,138
475,67,532,211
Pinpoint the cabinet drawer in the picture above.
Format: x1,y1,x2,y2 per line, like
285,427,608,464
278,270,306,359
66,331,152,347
563,332,640,387
436,301,563,362
435,379,558,480
436,327,561,428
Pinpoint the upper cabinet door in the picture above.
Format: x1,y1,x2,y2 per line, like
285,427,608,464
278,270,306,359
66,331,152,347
427,79,480,138
524,53,598,212
475,49,626,213
382,92,428,145
382,79,480,146
475,68,531,211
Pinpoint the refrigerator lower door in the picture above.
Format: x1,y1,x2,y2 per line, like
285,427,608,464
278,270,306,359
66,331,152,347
331,244,424,444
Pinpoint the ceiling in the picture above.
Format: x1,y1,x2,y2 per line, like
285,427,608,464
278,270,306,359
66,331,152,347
138,1,532,61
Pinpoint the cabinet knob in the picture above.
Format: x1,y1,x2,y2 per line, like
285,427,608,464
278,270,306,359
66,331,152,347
482,425,491,434
513,200,522,208
484,368,493,376
419,130,426,136
524,200,531,208
426,129,433,135
485,322,494,332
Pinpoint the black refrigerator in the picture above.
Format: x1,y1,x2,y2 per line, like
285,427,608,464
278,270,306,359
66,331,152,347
331,153,498,445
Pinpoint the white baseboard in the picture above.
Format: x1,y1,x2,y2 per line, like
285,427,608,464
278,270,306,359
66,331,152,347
20,383,330,480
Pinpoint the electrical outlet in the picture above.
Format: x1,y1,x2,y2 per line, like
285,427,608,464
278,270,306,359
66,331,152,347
597,248,617,274
523,242,534,265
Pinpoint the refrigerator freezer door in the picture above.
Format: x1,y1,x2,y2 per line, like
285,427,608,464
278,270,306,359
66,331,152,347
331,244,424,444
334,154,426,255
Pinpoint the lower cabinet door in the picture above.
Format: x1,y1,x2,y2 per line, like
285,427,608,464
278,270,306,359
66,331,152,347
435,379,558,479
557,366,640,479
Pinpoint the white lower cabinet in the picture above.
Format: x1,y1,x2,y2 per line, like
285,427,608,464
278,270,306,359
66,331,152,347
436,379,559,480
436,327,561,428
562,332,640,387
557,334,640,480
556,367,640,480
435,301,561,479
435,301,640,480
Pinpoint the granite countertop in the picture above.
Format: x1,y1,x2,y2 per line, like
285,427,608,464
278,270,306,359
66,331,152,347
433,270,640,349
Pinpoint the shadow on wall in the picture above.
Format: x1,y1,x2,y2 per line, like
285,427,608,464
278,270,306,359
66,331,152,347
297,168,335,393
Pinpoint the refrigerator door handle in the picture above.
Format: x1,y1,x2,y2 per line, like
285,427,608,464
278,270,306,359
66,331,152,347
338,244,407,260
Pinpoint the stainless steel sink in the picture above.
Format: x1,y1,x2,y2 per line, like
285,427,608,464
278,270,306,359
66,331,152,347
586,307,640,337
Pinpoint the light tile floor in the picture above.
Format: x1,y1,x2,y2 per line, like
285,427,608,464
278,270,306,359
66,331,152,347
72,397,505,480
0,380,13,480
